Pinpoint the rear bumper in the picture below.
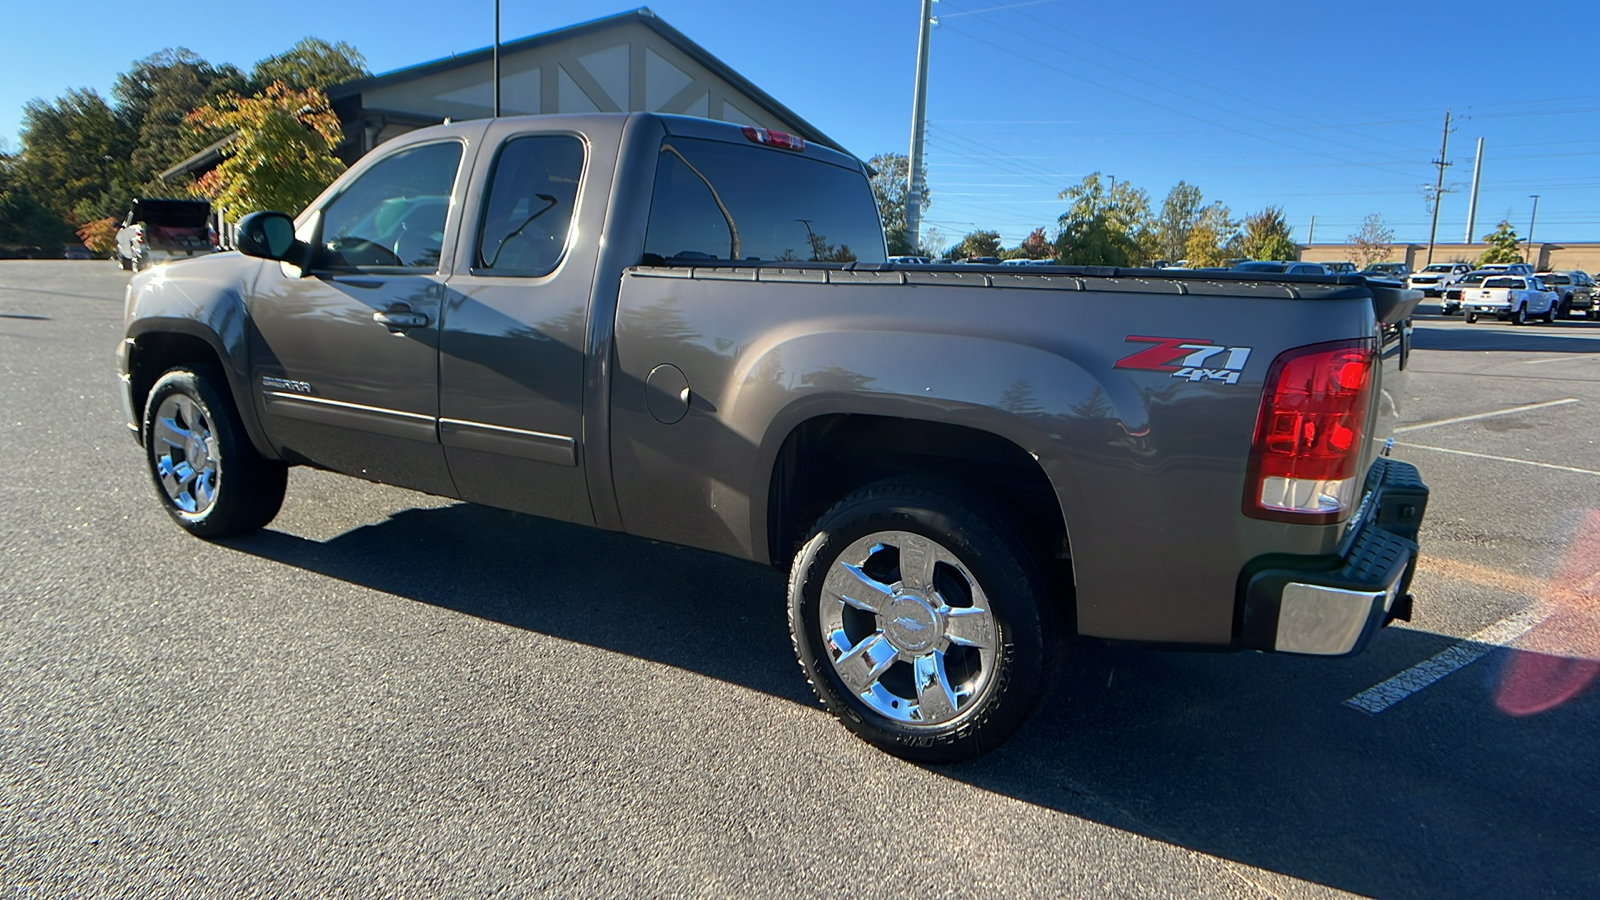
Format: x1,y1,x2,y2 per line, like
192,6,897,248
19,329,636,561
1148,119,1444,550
1239,458,1428,656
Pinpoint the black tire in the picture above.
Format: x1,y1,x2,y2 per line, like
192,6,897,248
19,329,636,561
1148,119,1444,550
142,365,287,538
1542,302,1555,324
788,477,1059,763
1509,303,1526,326
1466,312,1478,324
118,254,131,271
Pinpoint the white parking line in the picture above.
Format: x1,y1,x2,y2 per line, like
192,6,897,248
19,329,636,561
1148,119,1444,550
1345,606,1553,713
1393,398,1578,433
1523,353,1600,365
1395,442,1600,477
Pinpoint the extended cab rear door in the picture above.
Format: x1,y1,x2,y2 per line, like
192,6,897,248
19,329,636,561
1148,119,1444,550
434,118,622,526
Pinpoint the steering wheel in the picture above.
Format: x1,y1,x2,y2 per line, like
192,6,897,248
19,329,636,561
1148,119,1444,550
323,236,403,268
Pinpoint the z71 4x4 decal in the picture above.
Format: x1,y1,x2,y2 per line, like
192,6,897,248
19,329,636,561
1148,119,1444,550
1113,336,1253,384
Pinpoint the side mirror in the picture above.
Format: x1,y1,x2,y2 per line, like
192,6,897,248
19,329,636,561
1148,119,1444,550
235,211,301,262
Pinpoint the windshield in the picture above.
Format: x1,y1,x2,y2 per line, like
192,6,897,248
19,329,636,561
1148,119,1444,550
1484,278,1524,289
1459,273,1490,286
1422,264,1454,273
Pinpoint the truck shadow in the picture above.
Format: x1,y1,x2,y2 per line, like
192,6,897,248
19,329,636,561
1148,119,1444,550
225,502,1597,899
1411,319,1600,353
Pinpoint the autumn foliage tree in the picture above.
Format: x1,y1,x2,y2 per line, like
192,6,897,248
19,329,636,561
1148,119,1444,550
76,216,120,255
187,82,345,219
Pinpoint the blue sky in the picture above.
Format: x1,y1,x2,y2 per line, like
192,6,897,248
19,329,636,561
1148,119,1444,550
4,0,1597,247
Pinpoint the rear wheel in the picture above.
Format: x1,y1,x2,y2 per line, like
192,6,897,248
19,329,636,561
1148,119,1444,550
143,365,287,538
788,477,1059,763
1466,312,1478,324
1509,303,1526,326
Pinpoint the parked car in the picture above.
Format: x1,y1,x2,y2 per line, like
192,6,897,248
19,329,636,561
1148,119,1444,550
62,244,92,260
117,112,1428,763
1318,261,1357,275
1476,262,1534,276
116,198,215,271
1000,258,1057,266
1407,263,1471,297
1441,270,1494,314
1463,276,1559,325
1361,262,1411,280
956,256,1002,265
887,255,930,265
1232,260,1328,275
1534,271,1596,319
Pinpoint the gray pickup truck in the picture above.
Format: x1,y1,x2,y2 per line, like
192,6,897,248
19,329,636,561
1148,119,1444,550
118,113,1428,761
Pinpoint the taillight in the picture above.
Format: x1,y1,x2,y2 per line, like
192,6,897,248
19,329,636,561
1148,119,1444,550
1245,339,1376,523
741,126,805,151
133,224,145,246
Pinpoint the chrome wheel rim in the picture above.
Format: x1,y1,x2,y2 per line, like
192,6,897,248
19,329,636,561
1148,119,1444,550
152,393,220,515
820,531,999,727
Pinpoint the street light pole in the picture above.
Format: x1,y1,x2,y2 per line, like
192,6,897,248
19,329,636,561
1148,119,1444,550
1526,194,1540,265
493,0,501,117
904,0,935,254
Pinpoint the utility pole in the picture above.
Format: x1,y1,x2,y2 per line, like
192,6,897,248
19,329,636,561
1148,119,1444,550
493,0,502,117
1526,194,1540,265
904,0,935,253
1307,215,1315,247
1425,109,1452,266
1464,137,1484,243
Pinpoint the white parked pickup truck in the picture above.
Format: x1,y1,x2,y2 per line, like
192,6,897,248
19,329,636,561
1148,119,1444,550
1464,276,1559,325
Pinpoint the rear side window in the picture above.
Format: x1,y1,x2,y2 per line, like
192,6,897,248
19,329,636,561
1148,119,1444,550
475,135,585,277
643,137,886,264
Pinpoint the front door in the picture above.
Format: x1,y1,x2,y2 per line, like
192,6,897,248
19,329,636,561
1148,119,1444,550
248,139,470,497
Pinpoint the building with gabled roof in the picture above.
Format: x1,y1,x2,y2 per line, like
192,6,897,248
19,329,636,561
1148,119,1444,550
162,7,847,183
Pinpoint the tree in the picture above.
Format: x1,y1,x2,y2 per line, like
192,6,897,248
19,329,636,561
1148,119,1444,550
867,152,928,256
76,216,120,255
16,88,137,227
1053,172,1154,266
0,151,77,249
1155,181,1203,261
114,49,247,187
187,83,346,219
951,229,1002,259
1238,206,1298,261
250,37,369,93
1478,220,1523,265
1017,227,1053,260
1347,213,1393,268
1182,201,1237,267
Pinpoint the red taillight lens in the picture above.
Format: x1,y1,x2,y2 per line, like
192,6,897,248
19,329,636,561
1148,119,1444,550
133,225,145,246
1245,339,1376,523
741,126,805,151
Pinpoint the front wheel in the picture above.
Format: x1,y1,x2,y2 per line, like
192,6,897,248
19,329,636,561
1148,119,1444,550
1542,302,1556,324
788,478,1059,763
143,365,287,538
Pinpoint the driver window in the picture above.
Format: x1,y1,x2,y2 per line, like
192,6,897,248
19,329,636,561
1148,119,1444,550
315,142,463,271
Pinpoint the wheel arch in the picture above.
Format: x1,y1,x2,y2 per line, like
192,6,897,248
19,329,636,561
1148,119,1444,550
126,318,277,460
762,412,1077,622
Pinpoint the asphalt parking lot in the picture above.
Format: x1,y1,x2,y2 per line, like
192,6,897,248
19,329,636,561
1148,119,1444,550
2,261,1597,898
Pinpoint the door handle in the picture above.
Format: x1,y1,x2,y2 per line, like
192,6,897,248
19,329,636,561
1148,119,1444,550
373,308,430,331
